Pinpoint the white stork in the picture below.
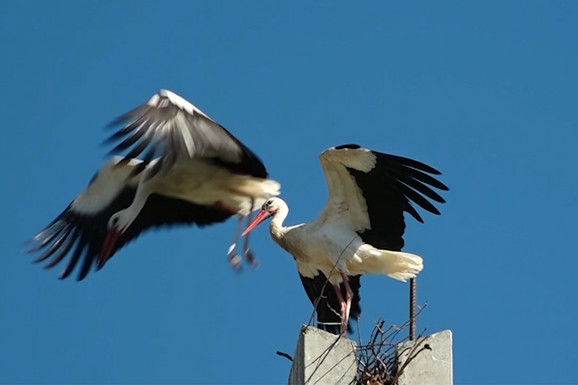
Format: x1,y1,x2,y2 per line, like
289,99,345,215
29,90,280,280
241,144,448,335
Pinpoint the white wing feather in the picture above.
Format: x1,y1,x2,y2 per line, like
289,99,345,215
315,146,377,232
70,157,142,214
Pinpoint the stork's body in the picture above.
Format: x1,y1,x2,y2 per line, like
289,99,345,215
268,208,422,282
29,90,279,280
243,144,448,335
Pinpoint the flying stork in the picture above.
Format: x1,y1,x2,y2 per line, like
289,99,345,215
241,144,448,335
29,89,280,280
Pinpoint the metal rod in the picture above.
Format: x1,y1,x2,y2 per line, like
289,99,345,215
409,277,417,341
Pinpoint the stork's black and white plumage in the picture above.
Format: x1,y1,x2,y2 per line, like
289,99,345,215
29,90,280,280
242,144,448,335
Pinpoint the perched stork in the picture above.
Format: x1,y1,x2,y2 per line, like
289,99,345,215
29,90,280,280
242,144,448,335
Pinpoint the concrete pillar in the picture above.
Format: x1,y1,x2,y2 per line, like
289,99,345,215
287,325,358,385
396,329,453,385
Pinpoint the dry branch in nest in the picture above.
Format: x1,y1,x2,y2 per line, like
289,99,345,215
352,306,431,385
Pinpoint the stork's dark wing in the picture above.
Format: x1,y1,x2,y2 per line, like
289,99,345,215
104,89,267,179
29,192,232,281
29,186,137,281
28,159,233,281
319,144,449,251
299,273,361,335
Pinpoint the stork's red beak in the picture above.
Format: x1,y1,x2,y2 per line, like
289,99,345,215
98,229,122,269
241,209,272,236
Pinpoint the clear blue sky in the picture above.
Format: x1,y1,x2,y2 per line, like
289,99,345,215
2,1,577,383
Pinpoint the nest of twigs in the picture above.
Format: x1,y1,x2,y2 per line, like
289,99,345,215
275,304,432,384
352,312,431,385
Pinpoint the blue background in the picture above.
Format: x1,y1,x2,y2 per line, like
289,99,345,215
2,1,577,383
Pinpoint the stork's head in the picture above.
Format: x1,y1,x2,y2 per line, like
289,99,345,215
261,197,285,215
241,197,286,236
107,210,135,233
98,209,135,269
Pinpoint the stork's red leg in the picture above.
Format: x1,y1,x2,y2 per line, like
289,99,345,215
332,282,348,335
339,271,354,333
213,201,243,271
242,230,257,267
242,198,258,267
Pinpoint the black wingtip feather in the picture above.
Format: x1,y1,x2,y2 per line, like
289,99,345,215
105,113,131,129
109,129,147,155
105,104,149,130
214,122,269,179
393,180,441,216
405,204,424,223
381,152,443,175
388,164,449,196
335,144,361,150
58,239,86,279
33,227,72,263
347,150,447,250
102,127,133,146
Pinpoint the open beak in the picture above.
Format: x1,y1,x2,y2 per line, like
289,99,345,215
97,229,123,269
241,209,271,237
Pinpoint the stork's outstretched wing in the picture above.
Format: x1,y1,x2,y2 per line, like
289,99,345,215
105,89,268,178
29,157,231,281
317,144,448,250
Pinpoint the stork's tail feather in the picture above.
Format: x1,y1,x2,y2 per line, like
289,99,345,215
229,176,280,199
222,176,281,216
367,249,424,281
242,178,281,212
256,178,281,197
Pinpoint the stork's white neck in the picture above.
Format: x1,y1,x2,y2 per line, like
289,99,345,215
116,183,151,230
269,199,290,242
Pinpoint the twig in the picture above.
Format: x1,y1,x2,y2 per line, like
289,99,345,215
351,305,429,385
